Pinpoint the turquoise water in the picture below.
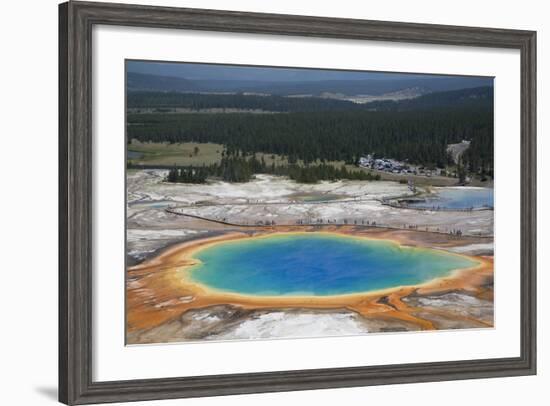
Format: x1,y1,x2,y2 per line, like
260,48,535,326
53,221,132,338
409,188,493,210
188,234,478,296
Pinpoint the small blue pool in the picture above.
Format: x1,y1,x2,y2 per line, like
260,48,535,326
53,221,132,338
408,187,493,210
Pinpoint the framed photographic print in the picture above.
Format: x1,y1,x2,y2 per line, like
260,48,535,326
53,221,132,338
59,1,537,404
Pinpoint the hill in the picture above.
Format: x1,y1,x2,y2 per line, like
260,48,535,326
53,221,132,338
127,86,493,112
126,71,492,97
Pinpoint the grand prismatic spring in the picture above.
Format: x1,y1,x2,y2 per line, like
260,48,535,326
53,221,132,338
126,230,493,344
188,233,479,296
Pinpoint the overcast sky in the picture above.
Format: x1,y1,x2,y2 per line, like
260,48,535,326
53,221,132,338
127,60,492,83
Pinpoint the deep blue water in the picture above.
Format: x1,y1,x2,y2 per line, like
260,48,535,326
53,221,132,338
409,188,493,210
188,234,477,296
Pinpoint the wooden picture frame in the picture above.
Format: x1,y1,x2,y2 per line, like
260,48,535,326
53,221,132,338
59,1,536,404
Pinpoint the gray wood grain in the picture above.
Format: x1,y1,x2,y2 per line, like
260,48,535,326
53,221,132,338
58,1,537,404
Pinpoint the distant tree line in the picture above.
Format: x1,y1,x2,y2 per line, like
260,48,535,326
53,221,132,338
285,164,381,183
164,153,381,184
127,91,365,112
366,86,493,111
127,87,492,114
128,108,493,172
